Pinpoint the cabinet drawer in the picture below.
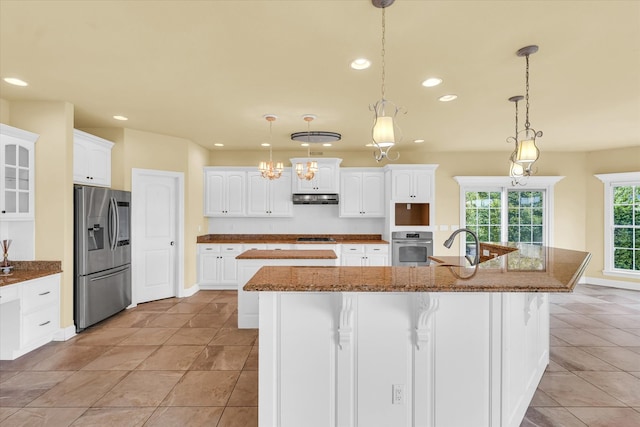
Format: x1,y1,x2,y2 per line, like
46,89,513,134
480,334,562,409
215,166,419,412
22,278,58,312
0,284,19,304
198,244,219,254
23,305,58,344
220,244,244,254
365,245,389,254
341,244,364,254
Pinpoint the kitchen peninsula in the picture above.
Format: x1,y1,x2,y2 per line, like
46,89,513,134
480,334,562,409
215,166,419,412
245,244,591,427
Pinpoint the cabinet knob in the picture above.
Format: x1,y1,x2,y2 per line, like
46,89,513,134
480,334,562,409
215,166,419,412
170,241,175,246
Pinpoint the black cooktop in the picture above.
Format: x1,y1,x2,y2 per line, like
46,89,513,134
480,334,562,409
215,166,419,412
296,237,336,242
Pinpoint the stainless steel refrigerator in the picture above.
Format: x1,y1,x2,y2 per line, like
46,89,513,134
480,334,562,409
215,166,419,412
74,185,131,332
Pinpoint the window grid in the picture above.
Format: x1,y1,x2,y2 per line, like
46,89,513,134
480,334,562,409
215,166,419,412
612,185,639,271
507,190,544,246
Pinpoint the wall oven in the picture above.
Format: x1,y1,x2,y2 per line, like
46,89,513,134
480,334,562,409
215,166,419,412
392,231,433,266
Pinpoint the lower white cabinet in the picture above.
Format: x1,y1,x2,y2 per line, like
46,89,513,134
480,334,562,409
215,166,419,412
197,244,244,290
0,273,61,360
340,244,389,266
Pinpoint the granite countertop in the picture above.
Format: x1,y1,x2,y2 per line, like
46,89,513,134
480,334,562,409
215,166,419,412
244,244,592,293
0,261,62,287
197,234,388,245
237,250,338,260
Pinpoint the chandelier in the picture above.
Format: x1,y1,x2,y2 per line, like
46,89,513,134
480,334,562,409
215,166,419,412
294,115,319,181
509,45,542,180
370,0,404,162
258,114,284,180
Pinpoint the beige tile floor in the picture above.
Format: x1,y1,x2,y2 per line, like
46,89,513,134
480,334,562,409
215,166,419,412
0,284,639,426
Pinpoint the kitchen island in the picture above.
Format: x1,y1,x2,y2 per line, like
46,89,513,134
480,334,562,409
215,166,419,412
236,249,338,328
245,244,591,427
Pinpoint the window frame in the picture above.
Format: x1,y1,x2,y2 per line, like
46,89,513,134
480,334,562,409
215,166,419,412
454,176,564,256
595,172,640,278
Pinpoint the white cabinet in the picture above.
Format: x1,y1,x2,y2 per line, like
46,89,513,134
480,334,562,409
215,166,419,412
340,244,389,266
0,273,61,360
0,124,37,219
339,169,385,217
386,165,437,202
247,171,292,217
203,168,246,217
290,158,341,194
197,244,244,289
73,129,114,187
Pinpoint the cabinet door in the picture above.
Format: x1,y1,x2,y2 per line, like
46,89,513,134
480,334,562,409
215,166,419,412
1,142,34,217
269,171,293,216
247,172,270,216
87,144,111,186
198,251,219,285
339,172,363,217
225,172,246,216
73,131,113,187
391,170,414,200
412,170,433,201
361,172,385,217
73,140,90,183
314,163,338,193
341,253,364,266
219,252,240,285
204,172,226,216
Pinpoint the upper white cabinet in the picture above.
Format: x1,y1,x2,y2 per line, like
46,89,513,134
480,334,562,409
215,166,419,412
204,168,246,217
247,171,292,217
0,124,38,219
386,164,438,202
73,129,114,187
340,168,385,217
290,158,341,194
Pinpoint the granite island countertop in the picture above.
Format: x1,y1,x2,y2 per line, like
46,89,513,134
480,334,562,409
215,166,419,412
0,261,62,287
197,234,388,245
237,249,338,260
244,244,591,293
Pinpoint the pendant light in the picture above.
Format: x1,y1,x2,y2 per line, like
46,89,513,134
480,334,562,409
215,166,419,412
506,95,527,185
258,115,284,180
513,45,542,171
370,0,403,162
295,115,319,181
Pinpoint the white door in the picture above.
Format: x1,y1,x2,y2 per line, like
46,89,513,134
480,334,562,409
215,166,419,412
132,169,184,303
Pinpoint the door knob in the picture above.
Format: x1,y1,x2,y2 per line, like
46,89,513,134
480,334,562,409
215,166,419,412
170,241,175,246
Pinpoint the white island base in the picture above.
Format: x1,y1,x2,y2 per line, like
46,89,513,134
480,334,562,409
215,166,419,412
258,291,549,427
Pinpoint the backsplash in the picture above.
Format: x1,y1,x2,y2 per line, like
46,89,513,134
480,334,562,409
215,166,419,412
207,205,384,235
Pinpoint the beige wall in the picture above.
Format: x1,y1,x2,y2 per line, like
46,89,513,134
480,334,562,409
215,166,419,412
0,98,9,123
8,101,75,328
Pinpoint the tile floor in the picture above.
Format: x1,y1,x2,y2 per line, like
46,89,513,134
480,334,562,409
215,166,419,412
0,284,639,426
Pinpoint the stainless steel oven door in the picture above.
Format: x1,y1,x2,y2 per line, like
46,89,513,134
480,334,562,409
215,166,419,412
392,241,433,266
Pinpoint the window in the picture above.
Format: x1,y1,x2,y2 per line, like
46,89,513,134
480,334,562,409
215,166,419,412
596,172,640,277
455,176,563,256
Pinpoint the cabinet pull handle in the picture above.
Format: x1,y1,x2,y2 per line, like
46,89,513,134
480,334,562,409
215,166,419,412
39,320,51,327
205,248,213,251
39,291,51,296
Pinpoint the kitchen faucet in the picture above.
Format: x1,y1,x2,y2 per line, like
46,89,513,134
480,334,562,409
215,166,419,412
443,228,480,266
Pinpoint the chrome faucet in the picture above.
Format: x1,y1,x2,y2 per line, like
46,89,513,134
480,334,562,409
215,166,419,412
443,228,480,266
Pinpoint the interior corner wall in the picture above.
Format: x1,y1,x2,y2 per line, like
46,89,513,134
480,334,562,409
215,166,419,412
185,141,209,289
9,100,76,329
585,145,640,285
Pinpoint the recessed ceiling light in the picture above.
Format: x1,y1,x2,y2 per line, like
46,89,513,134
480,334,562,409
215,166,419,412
113,115,128,121
261,143,270,147
414,139,425,143
214,143,224,147
421,77,442,87
350,58,371,70
3,77,28,87
438,94,458,102
301,143,310,147
322,143,332,147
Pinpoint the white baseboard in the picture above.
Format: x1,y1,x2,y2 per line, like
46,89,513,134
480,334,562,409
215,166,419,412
53,325,77,342
583,276,639,291
181,284,200,298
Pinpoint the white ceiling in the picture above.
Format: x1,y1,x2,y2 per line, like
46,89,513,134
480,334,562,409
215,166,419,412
1,0,639,156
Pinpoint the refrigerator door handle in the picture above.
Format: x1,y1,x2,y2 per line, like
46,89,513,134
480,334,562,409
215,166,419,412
108,197,117,251
114,196,120,249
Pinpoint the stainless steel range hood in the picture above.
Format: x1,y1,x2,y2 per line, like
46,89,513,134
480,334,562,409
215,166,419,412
292,193,339,205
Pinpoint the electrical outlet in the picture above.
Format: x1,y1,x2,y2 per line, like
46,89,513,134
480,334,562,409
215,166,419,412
392,384,404,405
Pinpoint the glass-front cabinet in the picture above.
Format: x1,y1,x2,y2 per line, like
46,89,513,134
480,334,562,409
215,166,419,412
0,124,38,219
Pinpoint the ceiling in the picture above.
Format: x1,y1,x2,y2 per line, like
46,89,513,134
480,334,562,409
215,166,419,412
1,0,638,156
